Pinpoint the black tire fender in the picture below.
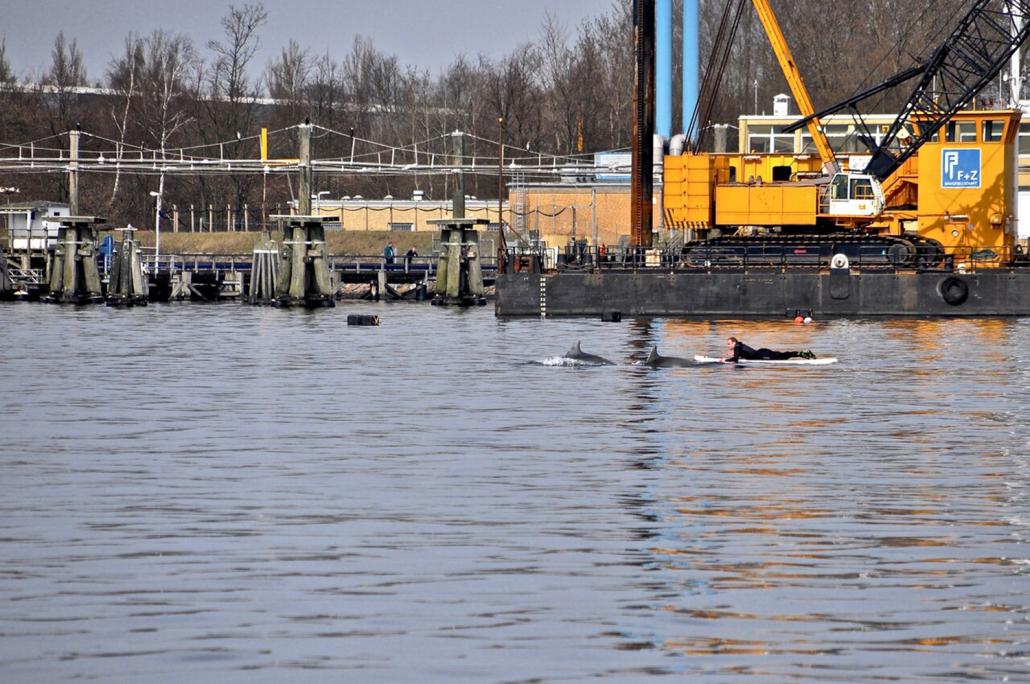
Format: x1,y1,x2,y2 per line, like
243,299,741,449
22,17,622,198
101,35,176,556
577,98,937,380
938,276,969,306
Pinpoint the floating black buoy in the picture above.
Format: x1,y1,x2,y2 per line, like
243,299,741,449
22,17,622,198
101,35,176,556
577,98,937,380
347,314,380,326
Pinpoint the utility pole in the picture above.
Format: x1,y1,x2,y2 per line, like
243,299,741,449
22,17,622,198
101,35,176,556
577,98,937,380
269,119,333,308
299,123,312,215
47,124,104,304
68,126,80,215
262,171,268,233
591,186,598,248
497,117,506,259
152,182,163,260
452,131,465,219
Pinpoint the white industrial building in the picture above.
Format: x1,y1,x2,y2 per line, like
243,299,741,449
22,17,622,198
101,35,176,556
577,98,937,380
0,201,70,250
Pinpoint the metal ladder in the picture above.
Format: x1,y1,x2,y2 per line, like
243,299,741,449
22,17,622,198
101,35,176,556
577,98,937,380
512,170,528,236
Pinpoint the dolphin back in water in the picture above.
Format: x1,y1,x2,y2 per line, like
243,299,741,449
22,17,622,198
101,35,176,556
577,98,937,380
641,346,695,368
563,341,614,366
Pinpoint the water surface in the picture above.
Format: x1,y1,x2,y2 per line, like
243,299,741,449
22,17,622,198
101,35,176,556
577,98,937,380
1,304,1029,681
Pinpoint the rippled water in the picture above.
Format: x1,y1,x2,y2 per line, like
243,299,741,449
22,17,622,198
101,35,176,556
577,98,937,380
2,303,1029,682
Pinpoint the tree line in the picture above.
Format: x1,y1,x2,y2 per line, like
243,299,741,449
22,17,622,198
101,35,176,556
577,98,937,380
0,0,981,228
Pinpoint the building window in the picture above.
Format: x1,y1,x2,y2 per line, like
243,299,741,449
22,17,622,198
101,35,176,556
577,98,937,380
823,124,851,154
748,124,772,153
850,177,875,200
748,136,771,153
946,121,977,143
803,125,861,154
982,120,1004,142
772,134,794,153
831,174,849,200
1020,123,1030,154
800,132,817,153
389,222,414,232
842,134,868,153
747,124,793,154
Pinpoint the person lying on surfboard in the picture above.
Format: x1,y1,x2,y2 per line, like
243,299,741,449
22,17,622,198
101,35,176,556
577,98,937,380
723,336,816,363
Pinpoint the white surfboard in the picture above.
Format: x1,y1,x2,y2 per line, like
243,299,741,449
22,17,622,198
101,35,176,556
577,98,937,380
694,355,838,365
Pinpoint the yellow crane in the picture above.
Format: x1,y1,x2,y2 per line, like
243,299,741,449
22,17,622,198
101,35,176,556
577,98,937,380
750,0,837,173
664,0,1022,268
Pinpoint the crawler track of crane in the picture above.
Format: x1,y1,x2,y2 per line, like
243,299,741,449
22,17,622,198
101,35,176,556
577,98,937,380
681,233,946,269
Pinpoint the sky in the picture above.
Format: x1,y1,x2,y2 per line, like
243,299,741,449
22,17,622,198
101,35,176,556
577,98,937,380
0,0,607,84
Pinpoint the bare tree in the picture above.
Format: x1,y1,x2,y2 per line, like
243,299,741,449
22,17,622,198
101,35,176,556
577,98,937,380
0,37,27,148
437,55,479,132
105,32,197,224
308,52,345,129
540,13,577,153
588,3,633,147
479,45,544,153
202,2,268,223
36,32,91,205
343,35,404,136
45,32,87,88
0,38,13,86
267,39,310,121
41,31,88,134
207,3,267,103
142,32,198,229
106,36,144,213
139,31,197,150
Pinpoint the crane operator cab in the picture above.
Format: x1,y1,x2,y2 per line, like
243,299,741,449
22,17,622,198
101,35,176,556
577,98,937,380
823,173,884,218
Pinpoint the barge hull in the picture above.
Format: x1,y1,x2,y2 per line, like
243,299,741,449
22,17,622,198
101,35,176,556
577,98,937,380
495,270,1030,317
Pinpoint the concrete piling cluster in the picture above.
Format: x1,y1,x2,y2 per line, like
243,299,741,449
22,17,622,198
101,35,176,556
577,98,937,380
44,217,105,304
431,218,488,306
0,259,12,299
273,216,334,308
427,134,487,306
41,128,107,305
106,228,148,306
266,122,335,308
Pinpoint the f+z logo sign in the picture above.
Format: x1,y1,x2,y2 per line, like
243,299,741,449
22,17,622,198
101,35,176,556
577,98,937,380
941,149,980,189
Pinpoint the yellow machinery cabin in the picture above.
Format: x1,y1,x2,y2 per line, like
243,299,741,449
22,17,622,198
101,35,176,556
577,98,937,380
908,110,1019,266
663,110,1021,267
715,183,819,227
664,152,822,232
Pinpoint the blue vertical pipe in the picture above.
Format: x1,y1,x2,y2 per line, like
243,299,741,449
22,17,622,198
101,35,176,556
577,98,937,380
683,0,699,138
656,0,673,139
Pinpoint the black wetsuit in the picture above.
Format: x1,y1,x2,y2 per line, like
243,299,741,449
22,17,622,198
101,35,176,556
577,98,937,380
730,341,802,362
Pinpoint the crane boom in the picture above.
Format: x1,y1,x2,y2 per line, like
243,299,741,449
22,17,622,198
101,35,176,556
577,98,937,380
750,0,837,171
790,0,1030,181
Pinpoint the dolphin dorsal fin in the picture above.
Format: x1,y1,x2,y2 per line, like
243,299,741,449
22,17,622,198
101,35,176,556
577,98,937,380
569,341,582,356
646,346,659,364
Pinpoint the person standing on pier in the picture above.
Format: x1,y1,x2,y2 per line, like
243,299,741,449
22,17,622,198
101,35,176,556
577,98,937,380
384,241,396,265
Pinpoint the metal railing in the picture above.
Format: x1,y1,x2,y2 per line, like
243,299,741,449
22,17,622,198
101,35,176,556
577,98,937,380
123,251,499,281
330,254,438,278
501,242,1030,275
7,268,45,285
